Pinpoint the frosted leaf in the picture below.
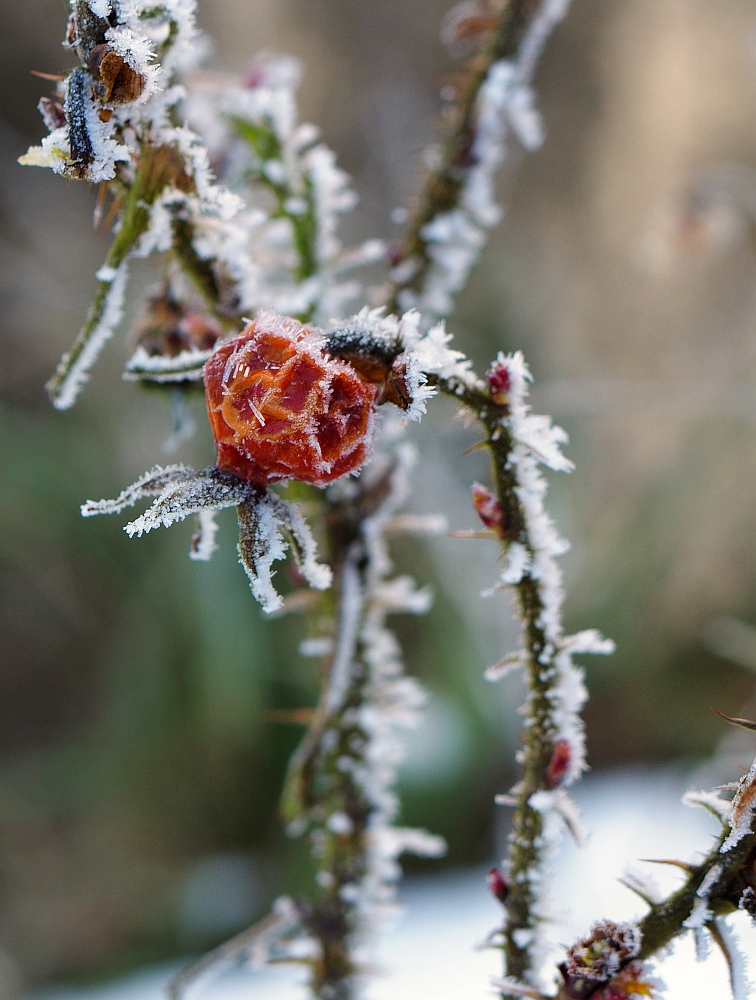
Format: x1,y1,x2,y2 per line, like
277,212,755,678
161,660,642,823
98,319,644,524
190,509,219,562
721,758,756,852
267,492,332,592
559,629,616,656
236,491,330,614
237,497,290,614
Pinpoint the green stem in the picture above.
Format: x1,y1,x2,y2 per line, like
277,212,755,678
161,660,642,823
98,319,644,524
46,144,194,408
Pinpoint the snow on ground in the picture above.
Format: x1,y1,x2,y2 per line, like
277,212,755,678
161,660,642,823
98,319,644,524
30,768,756,1000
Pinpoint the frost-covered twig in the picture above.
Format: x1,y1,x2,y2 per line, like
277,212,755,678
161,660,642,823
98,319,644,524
279,441,446,1000
22,4,381,406
414,353,613,994
552,758,756,1000
387,0,570,319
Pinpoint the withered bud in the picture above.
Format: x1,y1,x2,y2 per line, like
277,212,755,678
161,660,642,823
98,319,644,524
559,921,641,1000
133,291,222,359
471,482,505,536
38,96,66,133
323,327,414,409
487,867,508,904
487,359,511,404
545,739,572,790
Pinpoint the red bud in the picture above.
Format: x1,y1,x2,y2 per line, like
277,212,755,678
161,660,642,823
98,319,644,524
487,867,508,904
471,483,505,536
546,739,572,790
486,360,511,404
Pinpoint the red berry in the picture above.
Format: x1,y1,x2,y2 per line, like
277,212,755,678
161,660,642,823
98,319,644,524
204,315,378,487
487,867,509,904
487,360,510,404
471,482,505,536
545,739,572,790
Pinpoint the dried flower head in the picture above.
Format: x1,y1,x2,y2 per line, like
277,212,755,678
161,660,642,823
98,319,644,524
560,921,641,999
204,314,378,487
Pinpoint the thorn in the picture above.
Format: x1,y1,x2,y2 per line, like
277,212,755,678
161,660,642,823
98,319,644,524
30,69,66,81
449,529,497,539
93,183,108,229
711,706,756,732
639,858,695,873
618,876,657,907
462,439,489,456
263,709,315,725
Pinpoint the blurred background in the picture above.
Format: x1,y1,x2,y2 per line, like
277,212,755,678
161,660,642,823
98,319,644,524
4,0,756,993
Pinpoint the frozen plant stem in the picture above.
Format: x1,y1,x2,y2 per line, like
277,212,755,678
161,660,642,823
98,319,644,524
282,453,443,1000
429,366,604,994
387,0,566,316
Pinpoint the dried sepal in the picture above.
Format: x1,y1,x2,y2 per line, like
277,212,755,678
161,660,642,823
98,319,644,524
81,463,198,518
190,510,219,562
122,466,253,537
82,464,331,612
237,491,331,614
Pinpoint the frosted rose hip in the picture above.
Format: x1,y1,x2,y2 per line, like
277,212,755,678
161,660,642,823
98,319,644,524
204,315,378,486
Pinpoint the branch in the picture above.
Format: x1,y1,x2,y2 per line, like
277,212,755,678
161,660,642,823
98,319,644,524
387,0,570,317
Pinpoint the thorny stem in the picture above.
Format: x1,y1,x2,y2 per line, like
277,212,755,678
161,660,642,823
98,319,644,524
556,823,756,999
282,472,397,1000
386,0,544,314
46,143,203,407
429,373,556,990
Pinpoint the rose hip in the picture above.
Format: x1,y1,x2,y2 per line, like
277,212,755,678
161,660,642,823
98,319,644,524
204,315,378,487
